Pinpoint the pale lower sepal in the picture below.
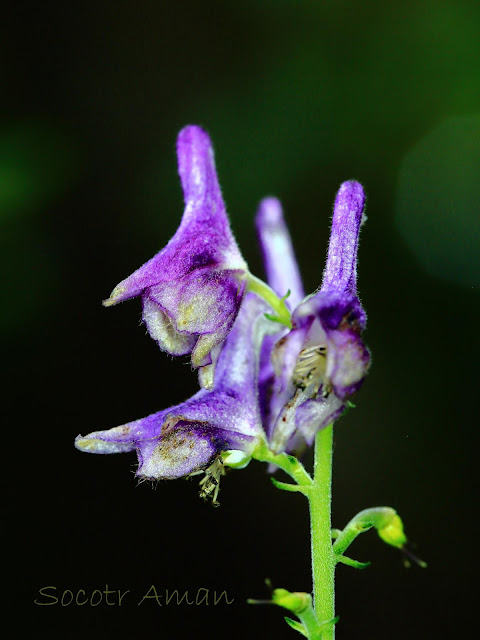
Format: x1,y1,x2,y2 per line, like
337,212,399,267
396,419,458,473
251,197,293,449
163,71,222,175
222,450,252,469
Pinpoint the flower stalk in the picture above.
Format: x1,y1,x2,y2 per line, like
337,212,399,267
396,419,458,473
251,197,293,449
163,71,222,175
252,440,312,487
246,273,292,328
261,425,337,639
309,425,336,639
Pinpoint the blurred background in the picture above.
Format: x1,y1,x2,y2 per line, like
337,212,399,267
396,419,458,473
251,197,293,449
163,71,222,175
4,1,478,638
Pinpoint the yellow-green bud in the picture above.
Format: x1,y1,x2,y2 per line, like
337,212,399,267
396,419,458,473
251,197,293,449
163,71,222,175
272,588,311,614
377,513,407,548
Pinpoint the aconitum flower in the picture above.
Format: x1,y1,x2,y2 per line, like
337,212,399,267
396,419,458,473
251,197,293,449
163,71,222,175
75,293,277,501
103,125,249,388
76,125,370,501
263,181,371,453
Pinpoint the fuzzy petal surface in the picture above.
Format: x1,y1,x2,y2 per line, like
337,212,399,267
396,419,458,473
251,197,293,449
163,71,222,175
75,294,276,479
103,125,248,384
322,180,366,295
267,181,370,453
255,197,305,309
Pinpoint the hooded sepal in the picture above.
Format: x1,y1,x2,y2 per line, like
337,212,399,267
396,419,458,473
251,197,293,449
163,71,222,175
103,125,248,386
267,181,370,453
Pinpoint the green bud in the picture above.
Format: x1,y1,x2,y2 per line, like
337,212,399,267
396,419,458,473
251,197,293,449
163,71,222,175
272,588,311,614
377,513,407,549
333,507,411,559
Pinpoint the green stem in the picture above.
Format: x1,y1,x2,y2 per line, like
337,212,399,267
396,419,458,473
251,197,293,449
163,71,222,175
297,601,324,638
246,274,292,328
252,441,312,487
309,425,335,639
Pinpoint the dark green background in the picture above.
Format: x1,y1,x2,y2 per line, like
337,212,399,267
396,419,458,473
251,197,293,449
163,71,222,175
4,1,478,638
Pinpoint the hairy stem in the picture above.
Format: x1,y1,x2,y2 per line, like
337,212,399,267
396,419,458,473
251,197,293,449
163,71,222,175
309,425,335,639
252,441,312,486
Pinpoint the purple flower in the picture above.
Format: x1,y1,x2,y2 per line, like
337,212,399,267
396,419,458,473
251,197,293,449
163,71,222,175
75,294,276,501
103,125,248,388
76,125,371,496
255,197,305,310
257,182,371,453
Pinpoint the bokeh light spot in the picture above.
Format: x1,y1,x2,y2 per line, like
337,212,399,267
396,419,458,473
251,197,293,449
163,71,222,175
395,115,480,288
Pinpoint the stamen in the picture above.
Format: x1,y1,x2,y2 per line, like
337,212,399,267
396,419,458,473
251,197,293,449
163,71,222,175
293,344,327,394
198,456,225,507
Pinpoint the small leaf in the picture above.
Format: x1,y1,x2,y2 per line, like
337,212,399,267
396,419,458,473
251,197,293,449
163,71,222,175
318,615,340,631
336,555,371,569
284,617,308,637
271,477,308,494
